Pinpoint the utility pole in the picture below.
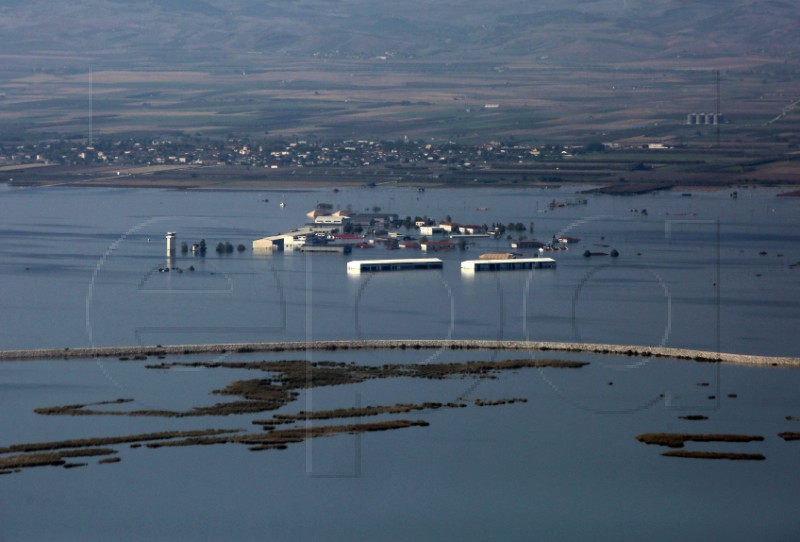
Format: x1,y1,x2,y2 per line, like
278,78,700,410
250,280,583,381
89,65,93,146
716,69,721,147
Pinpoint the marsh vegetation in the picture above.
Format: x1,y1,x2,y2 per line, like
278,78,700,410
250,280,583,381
1,355,585,475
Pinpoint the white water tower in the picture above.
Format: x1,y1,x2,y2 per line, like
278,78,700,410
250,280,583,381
166,231,177,257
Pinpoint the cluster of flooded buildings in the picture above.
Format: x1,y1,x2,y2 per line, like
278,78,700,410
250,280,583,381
252,208,499,253
253,209,395,253
252,208,562,273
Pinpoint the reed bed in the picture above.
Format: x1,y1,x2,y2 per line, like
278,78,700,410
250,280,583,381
636,433,764,448
662,451,765,461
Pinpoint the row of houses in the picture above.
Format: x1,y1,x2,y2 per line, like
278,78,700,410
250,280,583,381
252,221,344,251
304,208,488,237
254,208,404,252
306,209,401,229
254,207,494,253
253,231,460,253
419,222,489,236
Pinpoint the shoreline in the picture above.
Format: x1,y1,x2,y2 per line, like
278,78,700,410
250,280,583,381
0,340,797,368
5,163,799,193
6,177,798,191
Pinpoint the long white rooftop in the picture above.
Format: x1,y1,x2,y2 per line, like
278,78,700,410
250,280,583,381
347,258,443,272
461,257,556,271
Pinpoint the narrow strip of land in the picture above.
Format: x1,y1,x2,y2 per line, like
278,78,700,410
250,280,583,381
0,340,797,367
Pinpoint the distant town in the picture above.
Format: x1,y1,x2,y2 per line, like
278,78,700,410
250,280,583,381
3,133,795,191
0,136,592,170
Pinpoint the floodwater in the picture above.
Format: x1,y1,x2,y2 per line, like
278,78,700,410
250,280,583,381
0,183,799,541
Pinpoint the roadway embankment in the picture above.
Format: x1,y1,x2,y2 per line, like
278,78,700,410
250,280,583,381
0,340,798,367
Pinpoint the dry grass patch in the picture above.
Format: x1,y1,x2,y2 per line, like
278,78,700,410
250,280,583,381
253,399,472,430
255,402,458,426
636,433,764,448
0,429,239,455
474,398,528,407
12,355,587,476
662,451,765,461
36,357,579,419
146,419,430,451
0,448,116,471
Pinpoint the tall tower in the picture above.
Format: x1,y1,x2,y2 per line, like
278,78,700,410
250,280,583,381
166,232,176,257
715,69,721,147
